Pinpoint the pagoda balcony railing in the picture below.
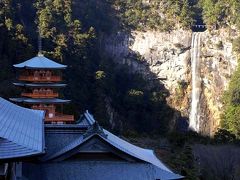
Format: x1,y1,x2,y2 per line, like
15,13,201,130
45,114,74,122
22,92,59,98
18,75,62,82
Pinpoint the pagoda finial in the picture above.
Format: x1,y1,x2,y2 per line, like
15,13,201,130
37,28,43,57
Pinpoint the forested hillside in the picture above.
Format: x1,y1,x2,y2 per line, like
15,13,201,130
2,1,240,179
113,0,195,30
200,0,240,29
0,0,179,135
1,0,240,138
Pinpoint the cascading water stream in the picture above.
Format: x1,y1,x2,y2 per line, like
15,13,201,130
189,32,202,132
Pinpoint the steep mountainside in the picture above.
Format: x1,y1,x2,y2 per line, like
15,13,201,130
0,0,240,137
0,0,183,135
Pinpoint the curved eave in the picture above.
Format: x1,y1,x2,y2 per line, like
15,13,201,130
0,140,44,160
24,99,71,104
13,83,24,87
13,55,67,69
13,83,67,88
10,98,71,104
13,65,67,70
0,98,45,159
0,151,44,161
9,98,25,103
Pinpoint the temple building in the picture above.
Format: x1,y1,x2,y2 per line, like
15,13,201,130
0,97,45,179
0,53,183,179
10,54,74,123
23,112,183,180
0,97,183,180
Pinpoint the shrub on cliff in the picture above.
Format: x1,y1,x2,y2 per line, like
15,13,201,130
214,128,236,144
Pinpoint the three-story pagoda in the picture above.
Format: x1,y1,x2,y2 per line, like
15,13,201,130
10,54,74,123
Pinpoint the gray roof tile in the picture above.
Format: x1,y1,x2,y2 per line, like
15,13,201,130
23,161,183,180
41,111,182,179
0,98,45,159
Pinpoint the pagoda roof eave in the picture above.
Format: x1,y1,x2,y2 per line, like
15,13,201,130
13,55,67,69
13,82,67,88
10,98,71,104
14,66,67,70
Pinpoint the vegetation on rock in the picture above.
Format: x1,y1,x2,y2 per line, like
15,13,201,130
199,0,240,139
114,0,195,31
200,0,240,29
221,66,240,138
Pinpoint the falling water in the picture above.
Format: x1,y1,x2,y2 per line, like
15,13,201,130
189,32,202,132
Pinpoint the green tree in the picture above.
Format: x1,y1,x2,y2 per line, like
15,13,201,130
221,66,240,137
179,0,195,29
35,0,95,60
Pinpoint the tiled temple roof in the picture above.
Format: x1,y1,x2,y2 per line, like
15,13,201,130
40,111,183,180
0,98,45,159
13,55,67,69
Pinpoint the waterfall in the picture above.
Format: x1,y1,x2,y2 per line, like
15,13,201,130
189,32,202,132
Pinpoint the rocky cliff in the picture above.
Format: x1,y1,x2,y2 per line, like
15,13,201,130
200,29,238,135
101,28,238,135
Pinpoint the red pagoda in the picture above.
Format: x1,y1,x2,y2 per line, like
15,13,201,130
10,54,74,123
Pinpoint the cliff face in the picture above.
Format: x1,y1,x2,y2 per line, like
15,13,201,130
102,30,191,88
200,29,238,135
101,28,238,135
